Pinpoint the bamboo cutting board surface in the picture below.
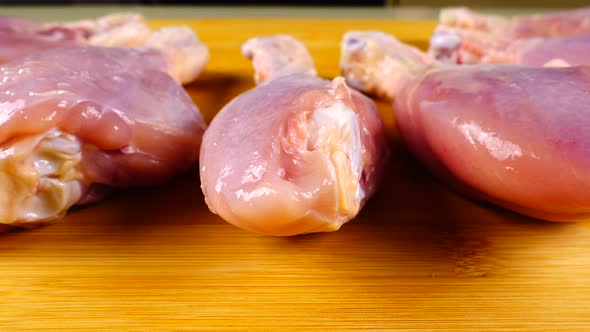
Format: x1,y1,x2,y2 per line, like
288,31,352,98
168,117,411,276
2,19,590,331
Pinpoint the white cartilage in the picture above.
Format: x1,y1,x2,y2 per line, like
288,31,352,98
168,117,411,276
308,97,364,218
0,129,85,225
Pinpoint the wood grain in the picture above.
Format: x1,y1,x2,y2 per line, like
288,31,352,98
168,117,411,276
1,19,590,331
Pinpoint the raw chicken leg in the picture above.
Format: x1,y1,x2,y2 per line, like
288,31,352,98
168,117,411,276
0,45,206,227
0,13,208,84
341,31,590,222
341,31,436,100
440,7,590,39
430,26,590,67
200,35,388,236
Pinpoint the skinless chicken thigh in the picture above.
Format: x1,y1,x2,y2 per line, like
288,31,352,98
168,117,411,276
0,45,206,227
200,35,388,236
341,31,590,222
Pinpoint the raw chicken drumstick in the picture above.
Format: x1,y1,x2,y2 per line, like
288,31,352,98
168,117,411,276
439,7,590,39
341,31,590,222
430,7,590,66
200,35,388,236
0,46,206,227
429,27,590,67
0,13,208,84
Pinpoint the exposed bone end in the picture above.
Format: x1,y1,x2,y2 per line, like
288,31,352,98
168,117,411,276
340,31,382,96
430,26,517,65
242,35,317,84
428,28,463,63
341,30,430,100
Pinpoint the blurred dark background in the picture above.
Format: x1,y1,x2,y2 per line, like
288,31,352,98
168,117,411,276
0,0,587,7
0,0,590,8
0,0,385,4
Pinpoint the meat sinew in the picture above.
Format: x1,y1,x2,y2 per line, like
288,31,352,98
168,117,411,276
341,31,590,222
200,35,388,236
0,13,209,84
0,46,206,227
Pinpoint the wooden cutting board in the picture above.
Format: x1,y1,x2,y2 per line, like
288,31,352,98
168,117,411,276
2,19,590,331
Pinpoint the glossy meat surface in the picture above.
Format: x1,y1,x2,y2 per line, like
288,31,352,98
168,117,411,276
341,31,590,222
398,66,590,221
200,35,387,236
0,46,206,225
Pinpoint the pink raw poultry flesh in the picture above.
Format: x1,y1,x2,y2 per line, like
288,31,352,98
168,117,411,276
431,7,590,66
430,28,590,67
0,13,209,84
439,7,590,39
0,46,206,227
200,35,388,236
341,31,590,222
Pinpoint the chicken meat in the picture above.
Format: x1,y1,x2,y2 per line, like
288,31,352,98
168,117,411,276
200,35,388,236
0,45,206,227
430,25,590,66
341,31,590,222
439,7,590,39
0,13,208,84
